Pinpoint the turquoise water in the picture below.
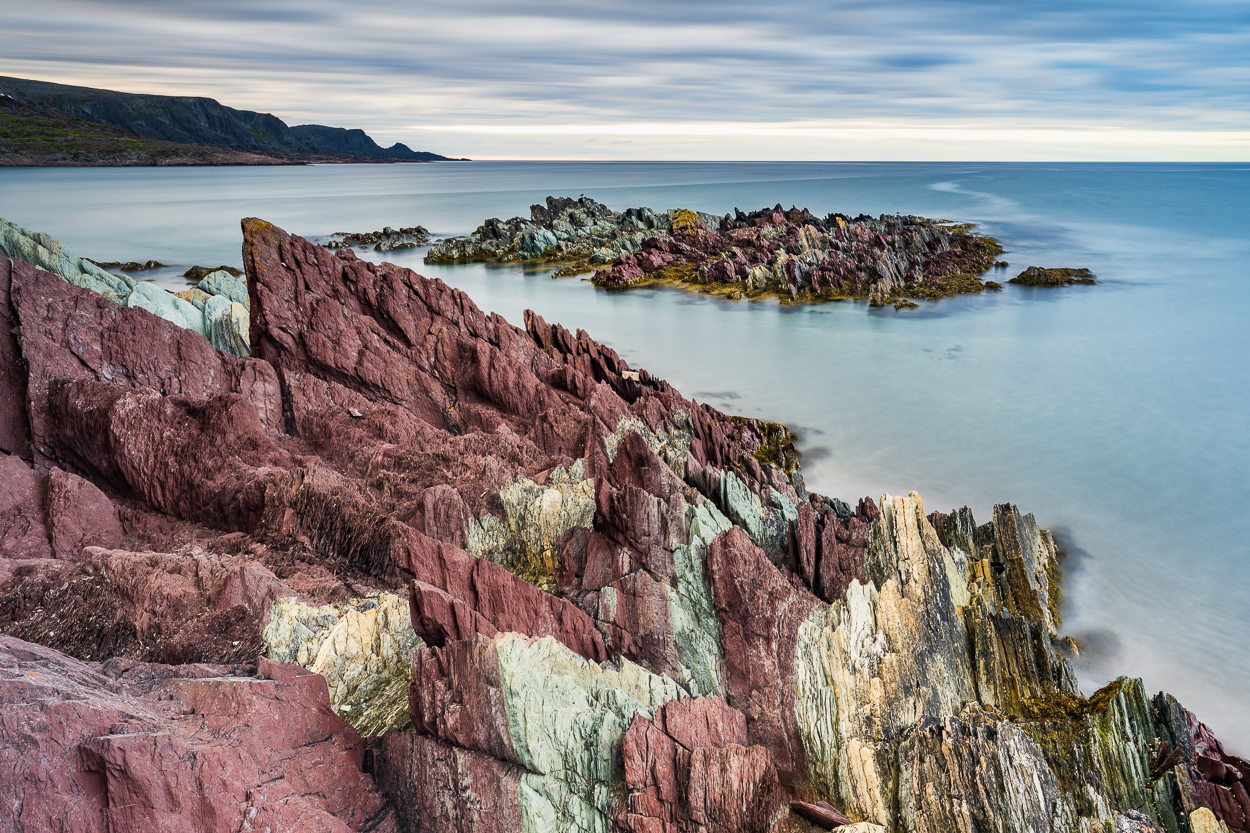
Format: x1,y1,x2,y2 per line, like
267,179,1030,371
2,161,1247,747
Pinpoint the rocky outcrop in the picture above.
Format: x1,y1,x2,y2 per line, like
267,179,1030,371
427,197,1011,307
329,225,431,251
425,196,682,266
0,215,1236,833
595,206,1005,306
0,636,395,833
0,217,251,355
1009,266,1097,286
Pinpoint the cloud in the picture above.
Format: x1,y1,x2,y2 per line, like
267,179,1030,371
0,0,1247,158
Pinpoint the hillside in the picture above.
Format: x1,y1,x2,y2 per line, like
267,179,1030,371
0,76,462,164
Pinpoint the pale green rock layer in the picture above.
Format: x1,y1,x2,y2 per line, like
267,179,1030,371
493,634,682,833
465,459,596,584
262,593,422,736
664,497,731,698
0,216,250,356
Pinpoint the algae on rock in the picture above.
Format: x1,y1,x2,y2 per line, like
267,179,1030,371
791,492,1187,832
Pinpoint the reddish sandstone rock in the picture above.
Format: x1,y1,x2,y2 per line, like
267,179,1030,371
5,250,282,472
0,636,394,833
708,526,822,788
618,696,789,833
398,528,607,661
0,454,51,560
45,468,123,559
373,731,524,833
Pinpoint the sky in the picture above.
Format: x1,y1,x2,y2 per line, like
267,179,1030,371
2,0,1249,160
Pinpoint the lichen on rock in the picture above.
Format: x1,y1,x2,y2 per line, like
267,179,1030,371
465,460,596,589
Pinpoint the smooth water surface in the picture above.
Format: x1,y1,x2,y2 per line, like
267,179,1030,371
2,162,1247,747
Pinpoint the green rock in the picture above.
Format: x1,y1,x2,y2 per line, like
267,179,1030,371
203,294,250,355
197,270,250,309
263,593,422,736
126,280,206,336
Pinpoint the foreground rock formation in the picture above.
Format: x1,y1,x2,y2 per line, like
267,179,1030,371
426,196,1009,307
0,216,1241,833
0,216,251,355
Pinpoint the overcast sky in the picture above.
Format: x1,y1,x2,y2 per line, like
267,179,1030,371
3,0,1249,160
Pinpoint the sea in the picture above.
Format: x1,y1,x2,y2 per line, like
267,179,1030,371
2,161,1247,749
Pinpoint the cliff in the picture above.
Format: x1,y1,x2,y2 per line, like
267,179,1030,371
0,76,462,164
0,217,1241,833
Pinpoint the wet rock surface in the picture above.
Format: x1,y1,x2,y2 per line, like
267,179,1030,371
0,217,1237,832
1009,265,1097,286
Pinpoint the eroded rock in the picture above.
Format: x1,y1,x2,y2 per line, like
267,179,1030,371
264,593,422,735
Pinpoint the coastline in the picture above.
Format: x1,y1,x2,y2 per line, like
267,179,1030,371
0,213,1242,832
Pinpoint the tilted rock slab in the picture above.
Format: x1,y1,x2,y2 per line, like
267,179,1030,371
0,636,394,833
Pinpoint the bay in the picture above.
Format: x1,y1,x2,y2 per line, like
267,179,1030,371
2,161,1246,747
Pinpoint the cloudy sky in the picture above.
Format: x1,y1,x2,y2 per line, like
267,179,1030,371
3,0,1249,160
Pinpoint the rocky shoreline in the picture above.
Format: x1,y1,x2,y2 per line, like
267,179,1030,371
0,215,1240,833
423,196,1084,308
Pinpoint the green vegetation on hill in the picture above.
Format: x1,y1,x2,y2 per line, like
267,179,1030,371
0,75,462,164
0,96,285,166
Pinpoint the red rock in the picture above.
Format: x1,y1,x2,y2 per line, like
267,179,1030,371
0,454,51,559
791,801,853,829
409,636,517,763
373,731,523,833
397,528,606,661
45,467,123,559
707,526,821,787
6,252,282,472
0,636,393,833
618,696,787,833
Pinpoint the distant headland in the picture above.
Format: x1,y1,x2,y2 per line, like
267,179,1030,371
0,76,466,166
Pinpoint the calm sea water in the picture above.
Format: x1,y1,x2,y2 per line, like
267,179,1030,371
2,162,1247,748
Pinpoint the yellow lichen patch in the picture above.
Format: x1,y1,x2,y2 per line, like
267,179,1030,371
671,209,704,236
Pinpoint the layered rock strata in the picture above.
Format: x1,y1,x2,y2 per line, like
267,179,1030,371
426,196,1009,306
0,216,1240,833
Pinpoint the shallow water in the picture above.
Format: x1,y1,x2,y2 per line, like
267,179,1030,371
2,161,1247,748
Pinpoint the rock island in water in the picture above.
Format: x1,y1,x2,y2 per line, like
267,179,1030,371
425,195,1097,309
